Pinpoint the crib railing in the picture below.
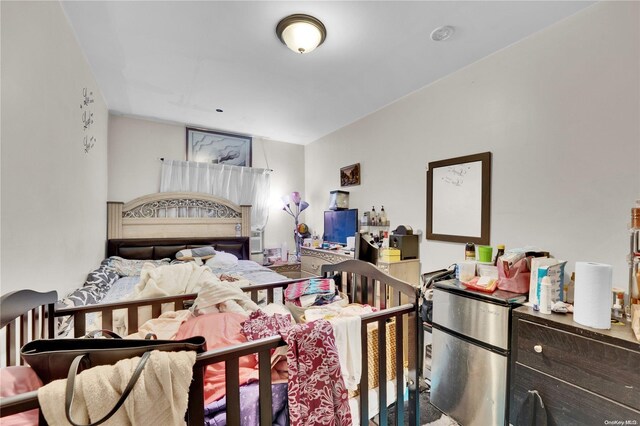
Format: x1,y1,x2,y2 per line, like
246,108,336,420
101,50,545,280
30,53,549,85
2,260,421,426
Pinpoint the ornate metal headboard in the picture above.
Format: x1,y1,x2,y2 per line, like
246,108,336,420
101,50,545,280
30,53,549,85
107,192,251,240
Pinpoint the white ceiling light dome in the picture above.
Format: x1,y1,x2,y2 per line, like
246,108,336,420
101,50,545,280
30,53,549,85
430,25,455,42
276,14,326,54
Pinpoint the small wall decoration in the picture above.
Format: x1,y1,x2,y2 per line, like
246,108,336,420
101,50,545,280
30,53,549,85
340,163,361,187
83,136,96,153
186,127,252,166
80,87,96,154
426,152,492,244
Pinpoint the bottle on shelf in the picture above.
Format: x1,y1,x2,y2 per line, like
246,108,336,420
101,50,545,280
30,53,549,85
380,206,388,227
464,242,476,261
370,206,377,226
565,272,575,304
539,276,552,315
493,244,505,266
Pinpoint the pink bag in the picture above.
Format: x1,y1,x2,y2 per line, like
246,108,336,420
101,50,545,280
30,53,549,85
497,256,530,294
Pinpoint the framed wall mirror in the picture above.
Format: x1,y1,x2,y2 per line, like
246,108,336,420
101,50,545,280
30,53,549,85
426,152,492,245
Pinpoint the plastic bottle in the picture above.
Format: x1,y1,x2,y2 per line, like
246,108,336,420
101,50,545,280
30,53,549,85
380,206,388,226
565,272,575,304
493,244,505,266
616,292,625,319
540,276,552,314
464,243,476,261
370,206,377,226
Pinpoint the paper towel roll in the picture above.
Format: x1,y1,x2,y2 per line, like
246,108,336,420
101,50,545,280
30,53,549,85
573,261,613,329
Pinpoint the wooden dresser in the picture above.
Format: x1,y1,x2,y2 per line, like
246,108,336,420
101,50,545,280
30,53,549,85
266,262,301,279
300,247,352,278
300,246,420,285
510,306,640,425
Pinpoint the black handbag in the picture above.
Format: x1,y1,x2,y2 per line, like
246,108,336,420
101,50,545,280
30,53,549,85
21,333,206,384
22,331,206,426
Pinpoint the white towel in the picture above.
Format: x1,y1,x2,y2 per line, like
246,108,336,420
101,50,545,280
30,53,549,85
38,350,196,426
329,315,362,391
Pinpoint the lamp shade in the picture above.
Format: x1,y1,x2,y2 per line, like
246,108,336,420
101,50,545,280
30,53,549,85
276,14,326,54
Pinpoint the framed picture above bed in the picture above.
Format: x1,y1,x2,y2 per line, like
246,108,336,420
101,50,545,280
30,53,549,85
186,127,252,167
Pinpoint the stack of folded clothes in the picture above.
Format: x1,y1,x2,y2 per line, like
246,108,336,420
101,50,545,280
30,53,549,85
284,278,341,307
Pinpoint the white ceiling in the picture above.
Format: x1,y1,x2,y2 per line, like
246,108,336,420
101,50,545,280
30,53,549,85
61,1,595,145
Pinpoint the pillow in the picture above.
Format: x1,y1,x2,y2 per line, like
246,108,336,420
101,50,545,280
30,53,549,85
205,252,239,269
176,246,216,261
108,256,171,276
0,366,42,425
85,264,119,290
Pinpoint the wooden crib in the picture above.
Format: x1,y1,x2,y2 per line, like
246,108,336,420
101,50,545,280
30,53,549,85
1,259,421,426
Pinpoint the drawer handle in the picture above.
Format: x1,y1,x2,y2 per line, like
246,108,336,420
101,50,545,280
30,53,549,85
534,345,543,354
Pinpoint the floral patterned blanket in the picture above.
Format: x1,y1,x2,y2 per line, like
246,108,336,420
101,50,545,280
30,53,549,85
242,310,353,426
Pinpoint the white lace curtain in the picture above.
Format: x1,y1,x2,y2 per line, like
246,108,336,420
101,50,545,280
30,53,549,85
160,159,271,231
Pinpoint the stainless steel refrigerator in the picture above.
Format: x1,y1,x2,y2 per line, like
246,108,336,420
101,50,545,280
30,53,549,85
430,280,525,426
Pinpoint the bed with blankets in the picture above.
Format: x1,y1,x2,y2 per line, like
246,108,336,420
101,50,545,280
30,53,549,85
55,237,290,338
0,192,422,426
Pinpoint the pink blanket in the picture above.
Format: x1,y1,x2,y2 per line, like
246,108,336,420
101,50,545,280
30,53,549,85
174,312,287,404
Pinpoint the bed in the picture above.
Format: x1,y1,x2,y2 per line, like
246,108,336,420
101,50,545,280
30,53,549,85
55,192,288,334
0,191,422,425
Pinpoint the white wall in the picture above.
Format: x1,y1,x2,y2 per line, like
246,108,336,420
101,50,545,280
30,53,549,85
305,1,640,288
108,114,305,256
1,1,109,295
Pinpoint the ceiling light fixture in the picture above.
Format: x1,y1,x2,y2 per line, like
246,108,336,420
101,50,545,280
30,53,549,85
276,14,326,54
430,25,455,42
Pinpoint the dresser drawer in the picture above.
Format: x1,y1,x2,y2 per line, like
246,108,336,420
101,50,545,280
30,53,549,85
510,363,640,425
515,318,640,410
301,256,331,276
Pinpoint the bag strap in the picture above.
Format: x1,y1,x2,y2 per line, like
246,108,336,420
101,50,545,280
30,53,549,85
84,329,123,339
65,351,151,426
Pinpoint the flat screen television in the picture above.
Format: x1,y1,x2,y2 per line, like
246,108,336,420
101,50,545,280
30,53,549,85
323,209,359,245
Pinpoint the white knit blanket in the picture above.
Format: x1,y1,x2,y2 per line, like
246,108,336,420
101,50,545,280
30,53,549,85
191,280,260,316
38,350,196,426
132,262,217,299
114,263,250,334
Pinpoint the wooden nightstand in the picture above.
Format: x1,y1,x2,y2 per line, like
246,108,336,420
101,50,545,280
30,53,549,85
266,262,301,279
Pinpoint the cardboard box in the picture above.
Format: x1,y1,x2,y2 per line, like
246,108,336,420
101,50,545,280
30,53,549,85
380,247,401,262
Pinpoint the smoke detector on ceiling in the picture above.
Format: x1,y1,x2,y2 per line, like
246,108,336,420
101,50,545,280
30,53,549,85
430,25,455,42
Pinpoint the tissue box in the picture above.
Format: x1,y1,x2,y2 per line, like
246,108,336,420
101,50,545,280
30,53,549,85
380,248,401,262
